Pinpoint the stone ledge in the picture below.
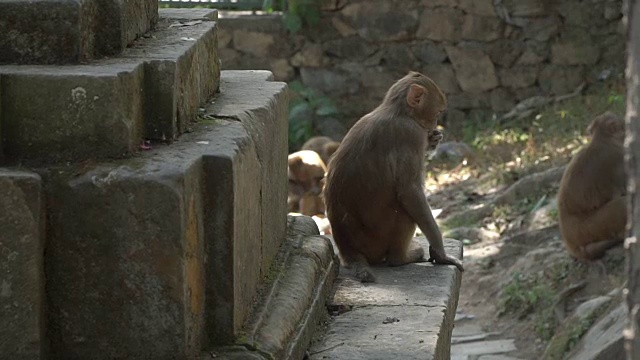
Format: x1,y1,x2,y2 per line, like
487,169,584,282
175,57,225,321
43,119,260,359
160,8,219,21
204,70,288,277
209,215,339,359
0,13,220,164
309,238,464,360
0,0,158,65
0,168,45,359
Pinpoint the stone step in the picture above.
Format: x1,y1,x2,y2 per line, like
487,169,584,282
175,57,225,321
309,238,463,360
0,169,46,360
0,11,221,164
0,70,287,359
209,216,339,359
0,0,159,65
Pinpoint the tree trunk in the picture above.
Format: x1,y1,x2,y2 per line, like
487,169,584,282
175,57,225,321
625,0,640,358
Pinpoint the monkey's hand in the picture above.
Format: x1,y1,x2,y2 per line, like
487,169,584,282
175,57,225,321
427,129,444,152
427,246,464,272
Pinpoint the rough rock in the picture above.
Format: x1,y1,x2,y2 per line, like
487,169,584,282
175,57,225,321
498,66,539,89
423,64,461,94
0,16,220,162
214,216,339,360
449,92,492,110
462,15,504,41
324,37,379,61
233,30,275,58
412,42,448,64
458,0,497,16
565,303,626,360
446,46,499,92
300,67,359,96
0,0,159,65
0,169,45,359
310,238,463,360
341,2,419,42
551,43,601,65
292,43,327,67
502,0,547,17
417,8,464,42
204,70,288,278
542,294,618,360
538,65,585,95
491,88,517,112
522,16,561,42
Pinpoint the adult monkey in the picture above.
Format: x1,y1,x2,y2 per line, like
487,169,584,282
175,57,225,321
323,71,464,282
557,112,627,261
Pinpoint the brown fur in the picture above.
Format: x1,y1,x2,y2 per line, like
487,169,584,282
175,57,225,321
323,71,464,282
301,136,341,165
288,150,327,216
557,112,627,261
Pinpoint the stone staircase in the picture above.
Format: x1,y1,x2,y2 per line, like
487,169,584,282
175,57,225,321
0,2,336,359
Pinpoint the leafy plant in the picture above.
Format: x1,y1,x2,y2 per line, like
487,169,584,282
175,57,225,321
287,80,340,151
263,0,322,32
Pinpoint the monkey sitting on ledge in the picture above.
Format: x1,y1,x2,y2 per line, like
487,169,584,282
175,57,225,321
557,111,627,261
323,71,464,282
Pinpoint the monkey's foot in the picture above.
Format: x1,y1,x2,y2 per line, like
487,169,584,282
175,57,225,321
353,264,376,283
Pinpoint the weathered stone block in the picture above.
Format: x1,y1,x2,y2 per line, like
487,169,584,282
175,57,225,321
503,0,547,17
0,62,146,163
324,37,379,61
300,67,359,96
0,0,158,65
423,64,460,94
0,12,221,162
446,46,499,92
461,15,503,41
341,2,419,42
204,70,289,283
122,18,221,139
417,8,464,42
539,65,586,95
551,43,601,65
412,42,448,64
448,92,491,109
458,0,497,16
380,44,417,71
234,30,276,58
159,8,219,21
0,0,98,64
45,119,262,358
292,43,327,67
96,0,160,55
498,66,539,89
0,169,45,360
491,88,516,112
488,40,526,67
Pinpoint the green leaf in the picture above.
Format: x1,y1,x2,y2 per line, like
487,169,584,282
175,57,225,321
284,12,303,33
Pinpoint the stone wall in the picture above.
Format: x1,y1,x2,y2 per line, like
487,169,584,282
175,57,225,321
217,0,625,140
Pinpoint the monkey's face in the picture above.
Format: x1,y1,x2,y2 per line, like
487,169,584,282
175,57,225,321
288,150,327,196
405,72,448,130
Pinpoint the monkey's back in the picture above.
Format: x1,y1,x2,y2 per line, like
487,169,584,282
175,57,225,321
324,112,425,253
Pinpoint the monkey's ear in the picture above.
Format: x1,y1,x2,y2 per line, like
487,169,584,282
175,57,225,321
288,156,304,169
407,84,427,108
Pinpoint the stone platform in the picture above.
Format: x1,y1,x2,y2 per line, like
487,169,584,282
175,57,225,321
309,238,463,360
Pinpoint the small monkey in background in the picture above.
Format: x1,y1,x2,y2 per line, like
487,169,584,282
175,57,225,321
557,111,627,261
288,150,327,216
301,136,341,166
323,71,464,282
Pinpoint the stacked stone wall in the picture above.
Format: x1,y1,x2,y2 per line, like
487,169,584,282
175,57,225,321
218,0,625,139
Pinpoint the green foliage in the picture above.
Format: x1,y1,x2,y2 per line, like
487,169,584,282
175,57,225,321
499,273,558,340
287,80,340,151
263,0,322,32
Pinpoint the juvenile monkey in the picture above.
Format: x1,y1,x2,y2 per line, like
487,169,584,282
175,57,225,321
301,136,341,165
557,112,627,261
323,71,464,282
288,150,327,216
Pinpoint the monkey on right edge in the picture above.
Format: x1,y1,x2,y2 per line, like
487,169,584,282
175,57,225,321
557,112,627,261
